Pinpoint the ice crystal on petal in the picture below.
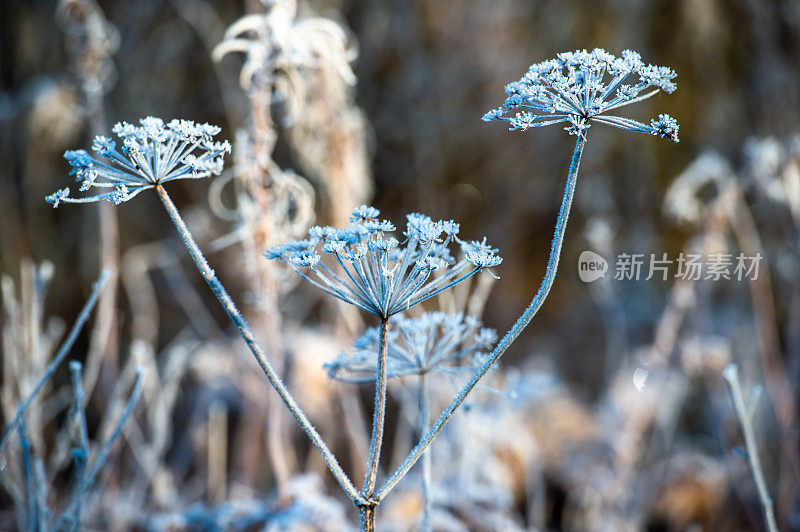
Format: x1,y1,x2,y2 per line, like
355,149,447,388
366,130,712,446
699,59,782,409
651,113,680,143
462,238,503,268
45,188,70,208
481,108,506,122
91,136,116,156
349,205,381,223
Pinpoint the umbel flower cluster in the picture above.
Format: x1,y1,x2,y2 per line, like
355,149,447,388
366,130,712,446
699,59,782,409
482,48,679,142
46,117,231,207
326,312,498,381
266,206,502,318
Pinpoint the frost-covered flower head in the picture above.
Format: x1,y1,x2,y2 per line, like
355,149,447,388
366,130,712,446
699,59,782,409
483,48,679,142
46,117,231,207
325,312,498,381
266,206,502,318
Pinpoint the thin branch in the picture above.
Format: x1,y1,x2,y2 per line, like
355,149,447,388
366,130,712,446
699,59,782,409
722,364,778,532
67,361,90,532
18,417,37,532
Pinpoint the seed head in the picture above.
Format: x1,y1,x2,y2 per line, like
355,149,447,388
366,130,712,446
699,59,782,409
326,312,498,381
483,49,679,142
266,205,502,318
46,117,231,206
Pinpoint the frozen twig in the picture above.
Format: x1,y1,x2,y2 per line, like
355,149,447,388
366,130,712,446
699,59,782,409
34,459,48,532
18,417,37,532
722,364,778,532
67,361,90,531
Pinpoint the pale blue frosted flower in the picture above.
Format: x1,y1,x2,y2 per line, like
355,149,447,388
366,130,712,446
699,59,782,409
92,136,116,156
483,48,679,142
266,206,502,318
326,312,498,381
651,113,680,143
45,188,71,207
46,117,231,206
350,205,381,223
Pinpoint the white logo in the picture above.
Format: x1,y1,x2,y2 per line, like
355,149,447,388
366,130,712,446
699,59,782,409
578,250,608,283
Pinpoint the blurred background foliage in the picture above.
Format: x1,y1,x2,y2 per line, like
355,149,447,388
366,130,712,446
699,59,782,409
4,0,800,387
1,0,800,530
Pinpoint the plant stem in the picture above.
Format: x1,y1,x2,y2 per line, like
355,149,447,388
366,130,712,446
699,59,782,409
53,367,145,532
722,364,779,532
363,317,390,497
418,372,432,532
358,504,375,532
154,184,363,505
68,362,90,532
18,418,37,532
376,136,586,501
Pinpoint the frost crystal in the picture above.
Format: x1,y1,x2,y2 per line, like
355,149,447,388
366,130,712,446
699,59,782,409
483,49,679,142
46,117,231,206
266,206,502,318
326,312,498,381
